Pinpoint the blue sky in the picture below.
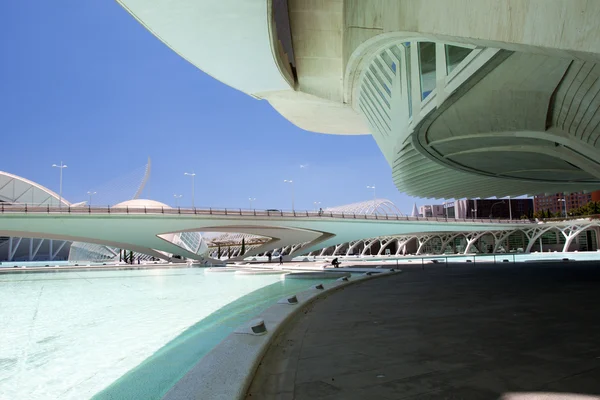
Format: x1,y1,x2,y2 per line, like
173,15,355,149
0,1,431,213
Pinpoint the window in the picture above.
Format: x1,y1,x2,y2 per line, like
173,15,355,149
419,42,436,100
445,45,472,74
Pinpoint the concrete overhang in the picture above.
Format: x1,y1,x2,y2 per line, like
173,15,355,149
116,0,293,95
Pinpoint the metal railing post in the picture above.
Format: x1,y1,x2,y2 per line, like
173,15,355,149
144,206,147,214
240,208,242,216
210,207,212,215
225,208,228,215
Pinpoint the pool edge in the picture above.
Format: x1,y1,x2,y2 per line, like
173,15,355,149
162,269,401,400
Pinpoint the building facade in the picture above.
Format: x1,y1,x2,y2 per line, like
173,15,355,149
533,192,593,216
419,205,445,218
445,199,534,220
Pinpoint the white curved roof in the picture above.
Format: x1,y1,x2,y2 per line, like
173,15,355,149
326,199,405,216
0,171,70,206
112,199,170,209
116,0,291,96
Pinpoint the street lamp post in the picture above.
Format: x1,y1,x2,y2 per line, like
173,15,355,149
367,186,376,210
174,194,183,208
184,172,196,208
284,180,294,211
489,200,505,219
52,161,68,209
313,201,321,211
508,196,513,220
87,191,96,206
249,197,256,209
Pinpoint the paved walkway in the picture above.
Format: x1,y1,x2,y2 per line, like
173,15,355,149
246,262,600,399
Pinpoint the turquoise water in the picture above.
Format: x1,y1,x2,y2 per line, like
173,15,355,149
0,268,328,399
94,277,329,400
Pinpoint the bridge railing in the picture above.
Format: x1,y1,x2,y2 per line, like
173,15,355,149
0,203,534,224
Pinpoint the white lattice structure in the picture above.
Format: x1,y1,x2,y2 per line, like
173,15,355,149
205,232,270,259
0,171,71,262
69,199,208,262
325,199,404,217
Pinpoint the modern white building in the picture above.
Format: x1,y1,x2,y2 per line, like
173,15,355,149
0,170,207,263
117,0,600,199
0,171,71,262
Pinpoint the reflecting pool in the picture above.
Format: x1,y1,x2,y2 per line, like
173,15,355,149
0,268,320,399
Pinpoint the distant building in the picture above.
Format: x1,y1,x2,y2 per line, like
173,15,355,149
445,199,534,220
533,192,592,215
419,204,445,218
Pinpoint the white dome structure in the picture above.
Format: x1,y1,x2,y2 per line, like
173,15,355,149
112,199,170,209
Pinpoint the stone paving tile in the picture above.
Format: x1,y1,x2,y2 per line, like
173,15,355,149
246,263,600,399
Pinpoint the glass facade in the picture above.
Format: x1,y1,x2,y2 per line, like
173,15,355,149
446,45,472,74
418,42,436,100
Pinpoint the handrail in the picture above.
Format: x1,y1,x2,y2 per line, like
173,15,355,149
0,204,540,225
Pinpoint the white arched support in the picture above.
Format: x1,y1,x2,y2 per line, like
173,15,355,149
360,239,379,256
345,240,364,256
416,234,438,255
492,230,523,253
558,222,600,252
376,237,396,255
524,226,560,253
463,231,497,254
394,237,415,255
332,243,346,256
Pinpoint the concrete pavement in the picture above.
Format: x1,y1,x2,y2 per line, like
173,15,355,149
246,262,600,399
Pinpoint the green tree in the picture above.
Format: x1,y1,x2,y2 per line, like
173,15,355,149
129,250,134,264
241,237,246,256
217,245,221,259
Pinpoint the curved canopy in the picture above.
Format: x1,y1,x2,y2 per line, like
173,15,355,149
0,171,70,206
326,199,404,216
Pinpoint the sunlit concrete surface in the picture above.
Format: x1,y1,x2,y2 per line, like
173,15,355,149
247,261,600,399
116,1,600,198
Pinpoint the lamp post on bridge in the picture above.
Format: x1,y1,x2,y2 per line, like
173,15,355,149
52,161,67,209
284,180,294,211
87,191,96,206
489,200,505,219
249,197,256,210
184,172,196,208
367,186,376,211
313,201,321,212
174,194,183,208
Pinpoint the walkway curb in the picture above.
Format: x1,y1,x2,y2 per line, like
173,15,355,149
162,269,401,400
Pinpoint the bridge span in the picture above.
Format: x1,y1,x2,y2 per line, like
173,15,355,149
0,204,535,262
